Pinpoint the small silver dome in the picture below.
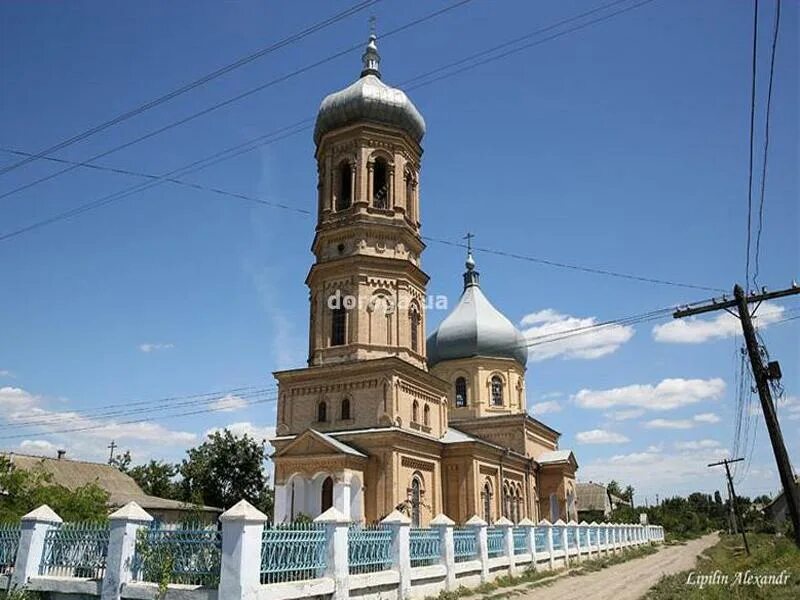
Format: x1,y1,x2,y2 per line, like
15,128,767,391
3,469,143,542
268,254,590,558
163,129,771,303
314,35,426,145
427,254,528,368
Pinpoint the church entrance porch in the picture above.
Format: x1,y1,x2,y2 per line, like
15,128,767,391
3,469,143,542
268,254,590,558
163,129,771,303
271,429,367,523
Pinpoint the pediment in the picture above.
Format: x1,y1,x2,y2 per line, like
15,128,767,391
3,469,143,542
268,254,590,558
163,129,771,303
275,429,365,459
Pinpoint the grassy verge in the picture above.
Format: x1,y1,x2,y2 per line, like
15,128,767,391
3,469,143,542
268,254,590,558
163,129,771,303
425,544,660,600
644,533,800,600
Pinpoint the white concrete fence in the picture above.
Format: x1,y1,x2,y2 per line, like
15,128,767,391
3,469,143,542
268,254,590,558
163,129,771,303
1,501,665,600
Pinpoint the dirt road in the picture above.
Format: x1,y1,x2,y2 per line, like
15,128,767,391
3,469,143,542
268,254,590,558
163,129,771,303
514,534,718,600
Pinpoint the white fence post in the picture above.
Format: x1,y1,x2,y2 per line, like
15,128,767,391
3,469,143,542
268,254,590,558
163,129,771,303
219,500,268,600
539,519,554,570
11,505,62,588
101,502,153,600
493,516,516,576
381,510,411,600
465,515,488,583
315,507,350,600
431,514,455,591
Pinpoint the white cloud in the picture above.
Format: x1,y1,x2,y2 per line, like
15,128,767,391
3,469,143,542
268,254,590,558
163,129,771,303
0,370,14,378
531,401,562,415
644,413,721,429
575,429,630,444
693,412,721,424
209,394,248,412
652,302,785,344
605,409,646,421
519,309,634,362
644,418,694,430
573,378,725,411
751,395,800,418
0,386,197,463
204,422,276,444
674,439,722,450
19,439,58,455
581,445,734,497
138,343,175,353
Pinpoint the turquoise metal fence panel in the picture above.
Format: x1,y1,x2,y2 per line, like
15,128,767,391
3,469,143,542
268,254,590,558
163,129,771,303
486,528,504,557
453,528,477,562
589,527,597,545
533,527,547,552
133,524,221,586
261,523,326,584
512,528,527,555
552,527,564,550
348,525,393,574
579,527,588,547
0,523,20,575
566,526,577,548
39,522,109,579
409,528,440,568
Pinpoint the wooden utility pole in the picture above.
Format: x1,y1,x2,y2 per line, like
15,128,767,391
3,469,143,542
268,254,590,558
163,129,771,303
675,283,800,548
709,457,750,554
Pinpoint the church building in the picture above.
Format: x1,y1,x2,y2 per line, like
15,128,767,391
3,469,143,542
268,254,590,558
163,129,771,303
271,35,578,526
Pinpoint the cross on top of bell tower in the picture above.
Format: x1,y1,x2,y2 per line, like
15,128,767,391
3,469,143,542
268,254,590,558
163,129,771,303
361,17,381,79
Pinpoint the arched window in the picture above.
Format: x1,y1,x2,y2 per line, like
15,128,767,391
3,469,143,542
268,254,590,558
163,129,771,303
482,481,493,523
410,477,422,527
423,404,430,427
317,401,327,423
455,377,467,407
321,477,334,512
341,397,351,420
491,376,504,406
409,308,420,353
412,400,419,423
331,306,347,346
337,161,352,211
372,158,388,209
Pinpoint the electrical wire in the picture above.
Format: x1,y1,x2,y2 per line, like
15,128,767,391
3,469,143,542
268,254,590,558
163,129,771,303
0,0,380,178
744,0,759,292
0,0,474,203
753,0,782,289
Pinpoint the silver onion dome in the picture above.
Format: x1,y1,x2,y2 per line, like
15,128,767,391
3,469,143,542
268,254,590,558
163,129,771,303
313,34,426,145
427,253,529,368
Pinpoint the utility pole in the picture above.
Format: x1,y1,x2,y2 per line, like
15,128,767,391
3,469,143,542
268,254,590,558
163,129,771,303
107,440,117,465
709,457,750,555
675,283,800,549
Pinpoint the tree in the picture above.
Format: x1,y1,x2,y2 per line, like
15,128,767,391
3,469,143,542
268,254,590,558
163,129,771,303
109,450,132,472
179,430,273,515
129,461,179,499
0,456,108,522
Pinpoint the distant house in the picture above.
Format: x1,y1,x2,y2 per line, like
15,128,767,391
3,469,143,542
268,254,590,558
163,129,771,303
762,476,800,527
575,481,630,520
2,452,220,524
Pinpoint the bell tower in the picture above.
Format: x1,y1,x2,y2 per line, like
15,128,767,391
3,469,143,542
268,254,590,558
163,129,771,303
307,34,428,370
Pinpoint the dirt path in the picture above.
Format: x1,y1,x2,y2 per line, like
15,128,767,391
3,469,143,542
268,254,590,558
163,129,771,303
514,534,718,600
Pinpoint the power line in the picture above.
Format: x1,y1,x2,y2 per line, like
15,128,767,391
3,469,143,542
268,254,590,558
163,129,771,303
0,385,277,431
752,0,782,289
0,0,379,178
0,393,279,442
400,0,638,87
406,0,658,92
744,0,759,291
0,0,473,203
423,235,725,292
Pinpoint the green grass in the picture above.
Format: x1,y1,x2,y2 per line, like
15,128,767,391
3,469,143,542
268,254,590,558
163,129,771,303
644,534,800,600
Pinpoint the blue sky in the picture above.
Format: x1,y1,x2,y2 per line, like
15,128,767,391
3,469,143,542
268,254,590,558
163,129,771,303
0,0,797,501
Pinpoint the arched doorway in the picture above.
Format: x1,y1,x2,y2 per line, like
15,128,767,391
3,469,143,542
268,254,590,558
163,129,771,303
321,476,334,512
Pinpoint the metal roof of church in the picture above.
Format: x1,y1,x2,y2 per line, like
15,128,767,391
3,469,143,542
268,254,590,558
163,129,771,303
427,253,528,368
313,34,425,145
